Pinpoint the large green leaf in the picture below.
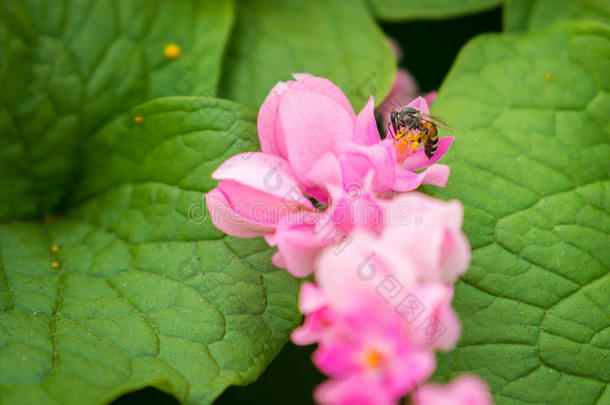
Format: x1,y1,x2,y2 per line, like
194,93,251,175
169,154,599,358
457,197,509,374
504,0,610,32
367,0,502,21
0,97,301,405
219,0,395,112
0,0,234,221
426,21,610,404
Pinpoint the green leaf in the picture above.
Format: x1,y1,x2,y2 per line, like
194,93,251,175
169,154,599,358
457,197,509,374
0,97,301,405
367,0,502,21
426,21,610,404
0,0,234,221
504,0,610,32
219,0,395,112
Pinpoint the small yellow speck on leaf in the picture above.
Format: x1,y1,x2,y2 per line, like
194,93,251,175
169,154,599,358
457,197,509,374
164,43,181,59
51,245,59,253
51,261,60,269
545,73,551,81
133,116,143,124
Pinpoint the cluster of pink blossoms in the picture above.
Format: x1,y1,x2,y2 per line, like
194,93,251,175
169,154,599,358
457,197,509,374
206,73,492,404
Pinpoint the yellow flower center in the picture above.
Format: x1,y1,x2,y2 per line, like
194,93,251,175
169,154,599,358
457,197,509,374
362,348,384,370
394,129,426,163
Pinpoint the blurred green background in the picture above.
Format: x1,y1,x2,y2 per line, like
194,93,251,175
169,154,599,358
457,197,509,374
109,6,503,404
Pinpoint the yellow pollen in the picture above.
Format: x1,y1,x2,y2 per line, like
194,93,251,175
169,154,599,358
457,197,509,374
164,43,182,59
545,73,551,81
133,115,143,124
51,261,60,269
398,141,409,154
51,245,59,253
362,349,383,370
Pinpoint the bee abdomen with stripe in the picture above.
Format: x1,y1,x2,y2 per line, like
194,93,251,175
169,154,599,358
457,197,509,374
425,137,438,159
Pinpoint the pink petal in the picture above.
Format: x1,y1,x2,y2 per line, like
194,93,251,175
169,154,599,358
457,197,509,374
439,228,471,284
270,250,287,269
267,233,320,278
212,152,313,208
214,180,298,228
307,152,344,199
299,282,327,314
405,283,461,351
313,340,362,377
265,212,338,277
407,96,430,115
402,137,454,171
352,96,380,146
314,376,395,405
394,164,450,191
290,74,356,120
387,346,436,394
205,188,273,238
328,191,386,234
279,89,354,186
257,82,289,157
339,139,397,194
303,185,331,205
381,193,470,284
258,74,356,163
414,375,493,405
290,323,317,346
291,307,335,346
315,230,417,312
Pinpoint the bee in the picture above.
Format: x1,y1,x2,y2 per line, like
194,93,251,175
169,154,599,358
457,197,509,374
389,107,451,160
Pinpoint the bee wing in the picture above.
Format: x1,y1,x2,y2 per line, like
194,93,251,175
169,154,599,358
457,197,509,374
418,113,454,131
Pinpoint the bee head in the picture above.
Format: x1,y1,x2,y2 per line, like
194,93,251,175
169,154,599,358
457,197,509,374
390,111,399,128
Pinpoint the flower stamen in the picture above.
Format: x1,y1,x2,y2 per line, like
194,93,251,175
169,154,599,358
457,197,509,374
362,348,384,370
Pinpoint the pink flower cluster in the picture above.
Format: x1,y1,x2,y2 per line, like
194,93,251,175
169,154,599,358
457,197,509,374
293,194,491,404
207,73,452,277
206,72,492,404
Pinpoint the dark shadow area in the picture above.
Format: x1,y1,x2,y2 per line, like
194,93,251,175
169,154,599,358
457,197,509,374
111,387,180,405
216,343,324,405
111,7,502,405
382,7,503,92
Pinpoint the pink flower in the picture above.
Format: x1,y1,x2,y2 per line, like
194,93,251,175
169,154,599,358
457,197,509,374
414,375,493,405
317,193,470,288
207,74,453,277
291,282,335,346
380,192,471,285
339,95,452,193
291,193,467,348
289,193,472,403
258,73,451,196
257,74,356,197
312,302,436,401
206,153,314,238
